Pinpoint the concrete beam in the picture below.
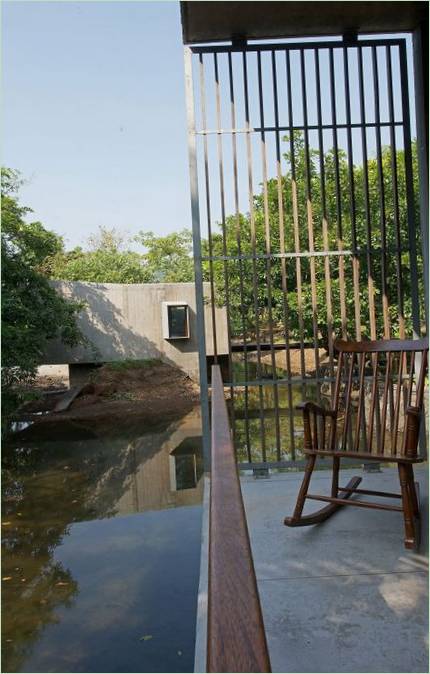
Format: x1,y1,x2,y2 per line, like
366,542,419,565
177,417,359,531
181,1,428,44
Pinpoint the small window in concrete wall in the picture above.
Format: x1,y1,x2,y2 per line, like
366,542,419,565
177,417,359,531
162,302,190,339
169,437,203,491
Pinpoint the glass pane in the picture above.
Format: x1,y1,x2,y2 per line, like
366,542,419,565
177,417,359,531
168,305,188,338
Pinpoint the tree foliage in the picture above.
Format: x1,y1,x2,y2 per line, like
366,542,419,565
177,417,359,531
204,135,423,341
1,169,83,421
45,226,149,283
135,229,194,283
47,227,194,284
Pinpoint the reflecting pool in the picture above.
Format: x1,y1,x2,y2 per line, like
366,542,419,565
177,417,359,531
2,409,203,673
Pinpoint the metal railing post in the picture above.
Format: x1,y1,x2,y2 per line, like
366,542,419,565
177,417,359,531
184,46,211,471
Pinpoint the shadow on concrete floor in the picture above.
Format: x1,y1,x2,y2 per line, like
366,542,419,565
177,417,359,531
241,466,429,673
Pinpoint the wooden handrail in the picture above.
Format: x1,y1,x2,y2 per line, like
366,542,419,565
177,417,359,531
207,365,271,673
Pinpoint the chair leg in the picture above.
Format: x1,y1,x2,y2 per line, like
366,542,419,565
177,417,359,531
331,456,340,498
285,457,362,527
398,463,417,550
285,454,316,525
405,464,420,520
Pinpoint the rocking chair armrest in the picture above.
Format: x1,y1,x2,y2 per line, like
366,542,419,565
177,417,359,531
405,406,421,418
296,402,337,418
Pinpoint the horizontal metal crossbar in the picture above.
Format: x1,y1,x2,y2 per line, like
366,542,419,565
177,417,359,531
196,121,404,135
234,408,301,419
224,376,335,387
237,458,364,471
230,341,315,351
202,247,411,262
191,38,404,54
223,372,411,387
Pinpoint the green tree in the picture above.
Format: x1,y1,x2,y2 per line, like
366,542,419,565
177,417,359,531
1,169,83,425
47,226,150,283
47,227,195,284
135,229,194,282
205,135,423,342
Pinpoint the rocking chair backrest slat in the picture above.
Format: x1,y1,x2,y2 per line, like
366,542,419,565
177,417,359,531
321,414,326,451
367,352,379,452
329,350,343,450
416,350,428,408
380,351,391,453
313,412,318,450
407,352,415,406
332,339,428,457
354,353,367,452
341,352,356,451
392,351,405,455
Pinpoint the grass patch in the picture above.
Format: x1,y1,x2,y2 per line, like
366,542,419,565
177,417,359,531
105,358,161,372
108,391,138,401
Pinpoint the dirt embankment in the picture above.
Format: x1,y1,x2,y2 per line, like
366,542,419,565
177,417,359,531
18,361,200,435
259,348,331,375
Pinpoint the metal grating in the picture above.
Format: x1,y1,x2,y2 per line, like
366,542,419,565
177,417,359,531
184,37,425,468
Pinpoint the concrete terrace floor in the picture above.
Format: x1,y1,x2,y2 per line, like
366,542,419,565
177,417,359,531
241,465,429,673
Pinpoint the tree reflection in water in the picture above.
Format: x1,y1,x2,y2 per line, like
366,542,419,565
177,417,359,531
2,409,203,672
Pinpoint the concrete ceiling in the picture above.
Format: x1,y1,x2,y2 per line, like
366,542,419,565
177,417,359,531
180,1,428,44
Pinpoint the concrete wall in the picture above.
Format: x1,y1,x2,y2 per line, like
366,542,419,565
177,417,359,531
43,281,228,381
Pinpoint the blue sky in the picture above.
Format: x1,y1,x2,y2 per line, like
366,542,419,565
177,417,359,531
3,1,190,248
3,1,416,250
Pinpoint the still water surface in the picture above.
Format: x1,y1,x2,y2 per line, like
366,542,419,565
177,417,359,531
2,410,203,673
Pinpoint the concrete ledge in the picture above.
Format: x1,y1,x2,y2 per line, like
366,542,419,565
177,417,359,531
194,475,210,673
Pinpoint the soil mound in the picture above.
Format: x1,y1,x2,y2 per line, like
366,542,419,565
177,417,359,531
14,360,200,435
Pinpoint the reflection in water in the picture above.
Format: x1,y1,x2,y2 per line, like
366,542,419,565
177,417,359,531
232,379,322,463
170,438,204,492
231,355,430,464
230,354,326,463
2,409,203,673
232,357,292,383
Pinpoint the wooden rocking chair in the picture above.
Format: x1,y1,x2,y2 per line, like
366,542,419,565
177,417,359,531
285,339,428,549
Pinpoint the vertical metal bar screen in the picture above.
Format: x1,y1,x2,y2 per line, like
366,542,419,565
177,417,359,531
185,37,425,469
